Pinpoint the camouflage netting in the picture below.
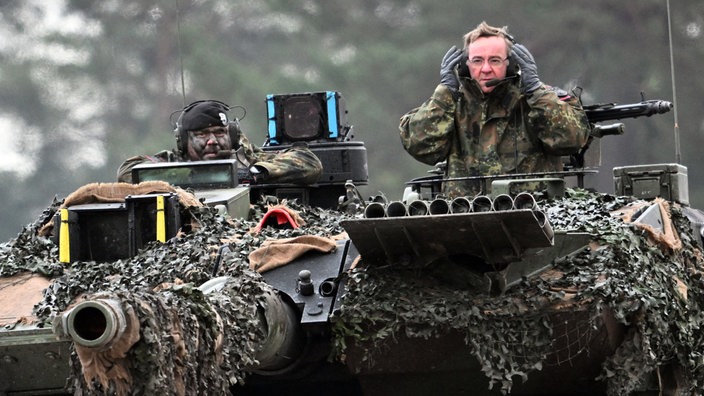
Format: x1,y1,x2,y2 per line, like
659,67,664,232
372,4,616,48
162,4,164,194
330,189,704,395
0,195,352,395
2,187,704,395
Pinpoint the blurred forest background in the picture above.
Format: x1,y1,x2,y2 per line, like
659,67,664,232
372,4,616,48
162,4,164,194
1,0,703,241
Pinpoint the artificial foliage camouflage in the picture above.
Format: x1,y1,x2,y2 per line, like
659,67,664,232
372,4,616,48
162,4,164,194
0,197,351,395
331,188,704,395
0,197,64,278
2,187,704,395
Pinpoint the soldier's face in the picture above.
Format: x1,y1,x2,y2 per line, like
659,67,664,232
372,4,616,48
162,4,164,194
467,36,509,93
186,126,232,161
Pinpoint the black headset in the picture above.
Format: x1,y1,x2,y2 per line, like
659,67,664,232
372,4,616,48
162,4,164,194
504,32,520,77
172,100,242,156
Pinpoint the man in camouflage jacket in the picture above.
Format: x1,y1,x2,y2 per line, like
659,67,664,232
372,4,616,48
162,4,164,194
118,100,322,185
399,22,589,198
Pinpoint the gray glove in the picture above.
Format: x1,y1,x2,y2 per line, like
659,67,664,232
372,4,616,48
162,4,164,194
440,46,463,96
510,43,541,94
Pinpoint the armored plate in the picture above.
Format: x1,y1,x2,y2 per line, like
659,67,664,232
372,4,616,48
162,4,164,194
341,209,553,266
0,273,71,394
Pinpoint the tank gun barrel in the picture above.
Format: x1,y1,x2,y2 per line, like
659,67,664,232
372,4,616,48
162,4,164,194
53,278,305,373
54,298,131,349
197,277,305,373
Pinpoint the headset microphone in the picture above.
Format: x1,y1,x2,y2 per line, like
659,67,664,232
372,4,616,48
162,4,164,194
485,75,519,88
484,78,502,88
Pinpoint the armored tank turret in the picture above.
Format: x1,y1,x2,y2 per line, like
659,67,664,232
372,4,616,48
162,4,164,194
2,91,703,396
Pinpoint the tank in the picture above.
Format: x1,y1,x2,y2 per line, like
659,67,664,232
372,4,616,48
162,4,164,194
2,91,703,396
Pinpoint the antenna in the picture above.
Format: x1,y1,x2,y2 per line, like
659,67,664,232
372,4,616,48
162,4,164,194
666,0,681,163
176,0,187,107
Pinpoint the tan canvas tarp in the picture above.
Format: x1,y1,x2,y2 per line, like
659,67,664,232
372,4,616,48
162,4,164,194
0,272,52,326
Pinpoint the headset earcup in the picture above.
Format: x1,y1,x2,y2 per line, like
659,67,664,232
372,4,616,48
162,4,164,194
174,122,189,156
457,50,470,78
174,107,187,156
508,58,520,77
173,126,182,155
179,126,189,156
228,121,241,150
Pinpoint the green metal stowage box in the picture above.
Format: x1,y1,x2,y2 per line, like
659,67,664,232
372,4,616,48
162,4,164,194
613,163,689,205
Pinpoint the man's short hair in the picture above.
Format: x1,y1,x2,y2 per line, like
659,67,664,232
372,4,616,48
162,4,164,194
463,21,513,51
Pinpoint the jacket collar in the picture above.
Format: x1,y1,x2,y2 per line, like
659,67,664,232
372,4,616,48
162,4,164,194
459,76,522,113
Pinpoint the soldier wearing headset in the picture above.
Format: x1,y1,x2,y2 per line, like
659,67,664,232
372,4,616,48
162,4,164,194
117,100,322,185
399,21,590,198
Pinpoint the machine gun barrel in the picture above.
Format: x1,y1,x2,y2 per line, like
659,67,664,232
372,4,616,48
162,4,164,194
584,100,673,124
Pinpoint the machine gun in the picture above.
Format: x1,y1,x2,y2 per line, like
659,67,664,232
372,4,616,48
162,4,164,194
584,99,673,124
570,99,673,168
582,99,672,137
